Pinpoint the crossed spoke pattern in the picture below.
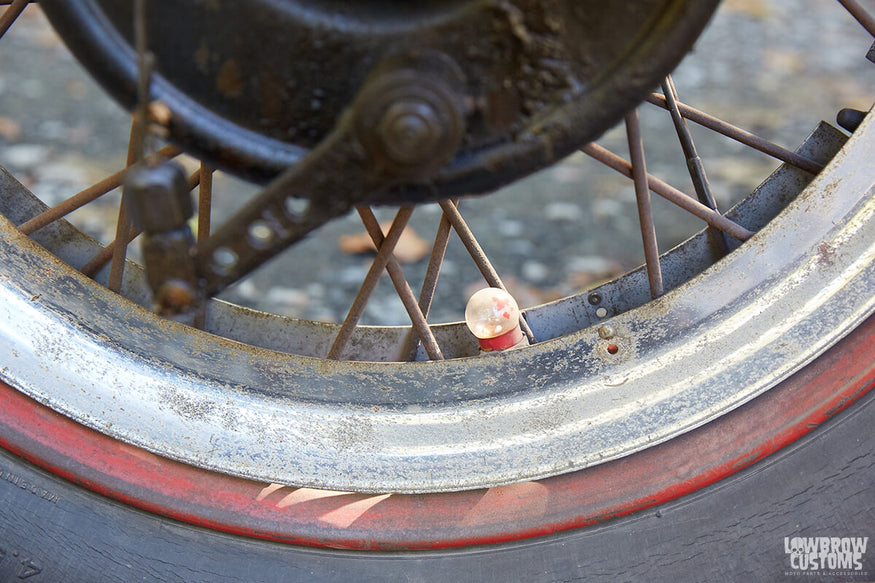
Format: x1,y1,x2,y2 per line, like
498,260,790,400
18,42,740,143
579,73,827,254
2,0,873,362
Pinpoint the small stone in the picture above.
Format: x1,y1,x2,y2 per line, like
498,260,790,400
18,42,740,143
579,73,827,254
0,117,22,142
337,264,371,285
234,279,258,300
2,144,51,170
561,256,624,295
38,120,67,140
592,198,625,220
551,163,587,184
522,261,550,283
156,280,195,314
544,202,583,221
506,239,535,255
437,259,458,276
498,219,524,238
567,256,620,274
306,283,325,298
35,161,89,186
64,79,88,100
264,287,309,308
364,294,407,325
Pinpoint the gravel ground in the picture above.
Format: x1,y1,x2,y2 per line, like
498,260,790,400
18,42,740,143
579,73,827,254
0,1,873,326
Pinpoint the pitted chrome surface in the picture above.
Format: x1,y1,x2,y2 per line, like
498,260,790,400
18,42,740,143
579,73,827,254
0,112,873,493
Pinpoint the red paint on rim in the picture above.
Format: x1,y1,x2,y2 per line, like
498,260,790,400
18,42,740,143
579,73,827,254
0,316,873,551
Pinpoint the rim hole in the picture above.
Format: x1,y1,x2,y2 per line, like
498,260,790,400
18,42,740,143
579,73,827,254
212,247,239,274
285,197,309,219
248,220,274,248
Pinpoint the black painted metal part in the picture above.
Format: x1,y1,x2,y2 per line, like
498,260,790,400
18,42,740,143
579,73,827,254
39,0,720,293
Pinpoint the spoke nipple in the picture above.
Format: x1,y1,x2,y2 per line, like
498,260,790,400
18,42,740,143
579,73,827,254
211,247,239,274
465,287,528,353
588,292,602,306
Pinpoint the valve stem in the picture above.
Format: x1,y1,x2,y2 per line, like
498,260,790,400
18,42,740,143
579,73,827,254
465,287,529,353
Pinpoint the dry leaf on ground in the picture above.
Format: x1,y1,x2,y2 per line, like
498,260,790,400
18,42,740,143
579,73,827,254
339,222,430,263
723,0,770,19
0,117,21,142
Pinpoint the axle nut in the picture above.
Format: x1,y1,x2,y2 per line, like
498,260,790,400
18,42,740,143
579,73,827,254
377,100,446,168
354,51,466,178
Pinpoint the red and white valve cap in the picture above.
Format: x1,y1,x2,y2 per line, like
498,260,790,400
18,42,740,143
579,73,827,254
464,287,525,352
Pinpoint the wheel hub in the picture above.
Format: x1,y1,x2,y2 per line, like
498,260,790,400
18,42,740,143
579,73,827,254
40,0,719,195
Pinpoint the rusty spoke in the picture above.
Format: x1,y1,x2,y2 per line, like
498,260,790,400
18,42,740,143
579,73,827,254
416,208,454,322
106,196,133,292
197,163,213,244
837,0,875,37
128,0,152,166
356,207,444,361
17,145,180,236
186,168,200,191
661,76,729,255
400,201,456,361
0,0,28,40
625,111,664,299
438,200,536,344
192,163,213,329
582,143,754,241
107,119,144,292
645,93,823,175
108,0,153,293
327,207,415,360
80,226,141,278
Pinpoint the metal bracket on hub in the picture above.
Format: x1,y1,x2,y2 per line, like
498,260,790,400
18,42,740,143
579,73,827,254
195,52,467,296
